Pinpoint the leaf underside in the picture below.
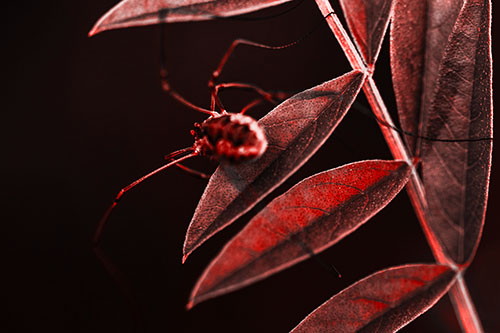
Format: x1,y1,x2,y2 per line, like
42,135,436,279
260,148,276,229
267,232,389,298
390,0,427,153
420,0,492,265
390,0,464,153
291,264,456,332
183,71,366,261
339,0,394,66
391,0,492,266
89,0,294,35
188,160,411,307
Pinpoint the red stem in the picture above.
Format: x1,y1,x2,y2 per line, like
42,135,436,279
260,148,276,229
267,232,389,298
449,274,484,332
314,0,483,331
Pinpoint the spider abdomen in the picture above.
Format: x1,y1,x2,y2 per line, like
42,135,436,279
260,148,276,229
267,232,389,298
192,113,267,163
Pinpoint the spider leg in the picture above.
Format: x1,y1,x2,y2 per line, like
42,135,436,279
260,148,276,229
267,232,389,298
208,38,299,111
159,24,217,116
172,163,212,180
240,98,264,114
93,147,198,245
208,11,339,111
211,82,292,112
165,154,212,180
163,148,212,179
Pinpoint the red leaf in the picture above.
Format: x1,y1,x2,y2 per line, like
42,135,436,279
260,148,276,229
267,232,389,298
89,0,294,36
291,264,457,332
183,71,366,261
339,0,394,66
390,0,464,153
420,0,492,266
188,160,411,307
389,0,426,153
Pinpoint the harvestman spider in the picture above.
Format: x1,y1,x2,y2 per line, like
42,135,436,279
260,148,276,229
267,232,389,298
92,5,491,247
92,11,336,245
89,6,493,331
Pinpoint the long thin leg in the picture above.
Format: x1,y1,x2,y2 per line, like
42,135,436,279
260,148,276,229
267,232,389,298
208,39,300,111
159,24,217,116
210,82,292,111
172,163,212,179
93,148,198,245
240,98,264,114
165,154,210,180
163,148,212,179
208,12,336,111
209,38,301,89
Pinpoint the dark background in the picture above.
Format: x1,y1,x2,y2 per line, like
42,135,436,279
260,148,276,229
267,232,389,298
5,0,499,332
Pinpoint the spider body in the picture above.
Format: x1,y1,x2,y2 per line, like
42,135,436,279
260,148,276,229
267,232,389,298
191,113,267,164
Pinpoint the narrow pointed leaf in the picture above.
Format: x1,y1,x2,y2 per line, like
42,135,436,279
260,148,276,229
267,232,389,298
339,0,394,66
389,0,426,152
420,0,492,266
291,264,457,332
90,0,294,36
188,160,411,307
390,0,464,153
183,71,366,261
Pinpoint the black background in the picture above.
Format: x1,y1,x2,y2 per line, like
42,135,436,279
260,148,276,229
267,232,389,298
5,0,499,332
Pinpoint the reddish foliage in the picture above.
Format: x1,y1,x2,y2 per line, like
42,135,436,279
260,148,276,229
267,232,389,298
390,0,469,154
188,160,411,307
389,0,427,153
339,0,394,66
183,71,365,260
420,0,492,266
89,0,294,36
89,0,493,330
395,0,492,266
291,264,457,332
418,0,464,126
392,0,464,151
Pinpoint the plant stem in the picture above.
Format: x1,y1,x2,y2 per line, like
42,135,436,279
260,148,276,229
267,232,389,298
362,76,449,265
449,274,484,332
314,0,483,331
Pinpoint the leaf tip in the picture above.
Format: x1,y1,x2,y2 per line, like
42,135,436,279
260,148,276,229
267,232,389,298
185,300,195,310
88,26,99,37
89,17,107,37
182,241,199,263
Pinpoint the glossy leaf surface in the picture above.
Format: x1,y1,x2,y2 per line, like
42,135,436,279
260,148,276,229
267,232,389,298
188,160,411,307
339,0,394,66
390,0,464,153
183,71,365,261
291,264,456,332
420,0,492,266
90,0,293,36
